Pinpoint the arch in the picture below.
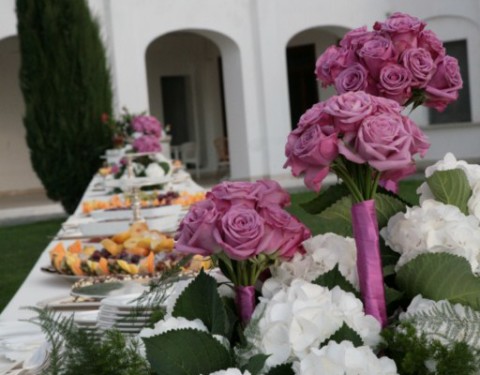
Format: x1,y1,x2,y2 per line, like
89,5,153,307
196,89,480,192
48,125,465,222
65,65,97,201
144,29,246,179
0,35,42,193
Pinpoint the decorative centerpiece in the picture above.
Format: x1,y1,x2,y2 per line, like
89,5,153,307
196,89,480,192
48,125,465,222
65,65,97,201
33,12,480,375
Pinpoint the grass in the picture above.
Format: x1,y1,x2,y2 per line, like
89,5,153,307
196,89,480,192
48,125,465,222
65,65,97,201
0,218,64,312
0,179,423,314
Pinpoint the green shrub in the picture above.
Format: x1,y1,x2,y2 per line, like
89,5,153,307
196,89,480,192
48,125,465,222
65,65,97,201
16,0,113,213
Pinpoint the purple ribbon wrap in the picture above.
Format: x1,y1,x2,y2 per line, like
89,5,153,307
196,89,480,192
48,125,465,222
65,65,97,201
235,285,256,325
351,199,387,327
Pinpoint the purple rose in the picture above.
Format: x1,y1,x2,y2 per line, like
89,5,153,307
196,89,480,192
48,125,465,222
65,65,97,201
401,48,436,88
132,135,161,153
214,206,265,261
284,122,338,192
340,113,414,172
334,63,370,94
418,30,445,62
323,91,375,133
340,26,375,50
358,35,397,79
175,200,219,256
208,181,258,212
297,102,330,128
425,56,463,112
258,204,311,259
315,46,357,86
377,63,412,104
131,115,162,137
251,180,291,208
371,96,404,115
402,117,430,157
374,12,425,53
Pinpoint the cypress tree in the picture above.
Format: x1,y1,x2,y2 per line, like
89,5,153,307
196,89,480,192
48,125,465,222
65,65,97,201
16,0,113,214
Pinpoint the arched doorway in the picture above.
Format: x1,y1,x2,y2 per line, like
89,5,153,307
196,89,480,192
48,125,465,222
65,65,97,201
286,26,350,129
145,31,244,179
0,36,42,193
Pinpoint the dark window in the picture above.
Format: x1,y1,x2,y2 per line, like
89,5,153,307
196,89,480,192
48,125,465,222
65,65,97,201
429,40,471,124
161,76,190,146
287,44,319,129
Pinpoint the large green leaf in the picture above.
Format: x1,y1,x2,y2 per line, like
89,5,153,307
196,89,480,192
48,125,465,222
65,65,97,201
172,270,228,336
426,169,472,215
312,265,359,298
144,329,233,375
313,193,406,237
396,253,480,310
242,354,269,375
300,183,350,214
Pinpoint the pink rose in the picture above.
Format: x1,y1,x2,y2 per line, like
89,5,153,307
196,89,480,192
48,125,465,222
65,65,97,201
334,63,371,94
402,117,430,157
371,96,404,114
175,200,219,256
418,30,445,62
358,35,397,79
132,115,162,137
377,63,412,104
208,181,258,212
132,135,161,152
284,122,338,192
259,204,311,259
214,206,265,261
340,26,375,50
374,12,425,53
315,46,357,86
340,113,414,172
381,164,417,182
251,180,291,208
323,91,375,132
297,102,330,128
425,56,463,112
401,48,436,88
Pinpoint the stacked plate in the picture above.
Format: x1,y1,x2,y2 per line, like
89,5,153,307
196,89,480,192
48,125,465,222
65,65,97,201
97,293,153,335
73,310,100,333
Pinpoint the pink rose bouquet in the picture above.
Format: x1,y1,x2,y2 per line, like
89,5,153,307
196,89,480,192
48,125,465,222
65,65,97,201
175,180,310,323
316,12,462,111
285,90,430,327
131,115,162,137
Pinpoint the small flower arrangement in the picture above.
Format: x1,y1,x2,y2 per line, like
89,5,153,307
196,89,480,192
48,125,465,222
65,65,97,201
102,108,163,152
316,12,463,111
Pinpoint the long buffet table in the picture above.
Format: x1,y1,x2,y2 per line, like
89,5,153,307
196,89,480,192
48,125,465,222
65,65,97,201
0,169,206,373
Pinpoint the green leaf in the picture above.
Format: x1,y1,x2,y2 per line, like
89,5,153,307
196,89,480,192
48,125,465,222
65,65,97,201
315,195,354,236
172,270,228,336
385,285,404,306
396,253,480,310
313,192,406,237
375,193,407,229
312,265,359,298
325,322,363,347
242,353,269,375
264,363,295,375
144,329,233,375
300,183,350,214
426,169,472,215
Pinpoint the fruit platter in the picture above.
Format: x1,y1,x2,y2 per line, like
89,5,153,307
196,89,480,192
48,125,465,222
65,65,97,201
43,222,206,278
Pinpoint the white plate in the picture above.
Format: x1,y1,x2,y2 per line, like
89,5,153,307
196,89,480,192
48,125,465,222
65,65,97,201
73,310,99,324
90,204,182,221
37,295,101,310
105,176,171,190
100,293,151,309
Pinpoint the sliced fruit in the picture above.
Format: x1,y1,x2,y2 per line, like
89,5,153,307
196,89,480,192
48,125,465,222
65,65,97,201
101,238,122,256
83,246,96,257
117,259,139,275
97,257,110,275
111,230,131,244
67,240,83,254
66,254,84,276
126,246,149,257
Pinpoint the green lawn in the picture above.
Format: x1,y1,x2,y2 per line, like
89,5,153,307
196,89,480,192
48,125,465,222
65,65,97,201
0,179,423,314
0,219,64,312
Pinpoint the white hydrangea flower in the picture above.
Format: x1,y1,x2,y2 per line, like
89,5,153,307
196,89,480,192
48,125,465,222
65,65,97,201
248,279,381,368
293,341,398,375
145,162,166,179
139,316,207,338
381,199,480,273
206,369,251,375
418,153,480,209
468,180,480,220
262,233,358,299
